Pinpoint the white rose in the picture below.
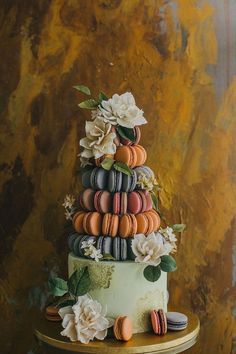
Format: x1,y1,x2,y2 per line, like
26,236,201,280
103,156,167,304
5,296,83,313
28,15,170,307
58,295,113,344
132,232,172,266
80,118,116,159
93,92,147,128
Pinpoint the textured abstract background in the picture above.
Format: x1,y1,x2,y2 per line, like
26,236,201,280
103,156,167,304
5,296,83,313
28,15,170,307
0,0,236,353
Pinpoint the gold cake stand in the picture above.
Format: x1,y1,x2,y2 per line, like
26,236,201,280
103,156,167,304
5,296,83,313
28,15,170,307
34,310,200,354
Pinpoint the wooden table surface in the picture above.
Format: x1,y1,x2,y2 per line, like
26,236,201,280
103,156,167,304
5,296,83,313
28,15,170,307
34,310,200,354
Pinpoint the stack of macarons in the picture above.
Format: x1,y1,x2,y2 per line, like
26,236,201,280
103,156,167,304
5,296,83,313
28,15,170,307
69,124,161,262
72,209,160,238
78,189,152,214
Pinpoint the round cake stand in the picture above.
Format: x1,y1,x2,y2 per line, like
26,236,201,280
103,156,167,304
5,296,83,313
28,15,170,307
34,310,200,354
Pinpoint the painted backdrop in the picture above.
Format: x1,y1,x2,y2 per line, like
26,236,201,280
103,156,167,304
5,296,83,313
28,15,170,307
0,1,235,353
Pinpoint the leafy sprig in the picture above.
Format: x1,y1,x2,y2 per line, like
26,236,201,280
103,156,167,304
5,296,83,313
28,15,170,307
74,84,108,109
143,255,177,282
101,157,133,176
48,267,91,307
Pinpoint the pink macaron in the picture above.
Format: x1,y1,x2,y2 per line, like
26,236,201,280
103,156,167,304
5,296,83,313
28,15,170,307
113,192,128,215
94,190,112,213
79,188,95,211
127,190,152,214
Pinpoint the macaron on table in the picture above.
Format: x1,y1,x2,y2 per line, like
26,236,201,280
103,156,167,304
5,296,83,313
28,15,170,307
34,90,199,353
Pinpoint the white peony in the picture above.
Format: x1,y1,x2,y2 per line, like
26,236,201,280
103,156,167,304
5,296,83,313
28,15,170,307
58,295,113,344
93,92,147,128
80,118,116,159
132,232,172,266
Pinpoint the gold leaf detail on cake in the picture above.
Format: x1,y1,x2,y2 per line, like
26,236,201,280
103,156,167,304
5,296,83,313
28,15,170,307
72,259,114,290
134,289,166,333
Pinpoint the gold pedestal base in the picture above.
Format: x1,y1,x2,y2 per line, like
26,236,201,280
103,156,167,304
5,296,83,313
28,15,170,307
34,310,200,354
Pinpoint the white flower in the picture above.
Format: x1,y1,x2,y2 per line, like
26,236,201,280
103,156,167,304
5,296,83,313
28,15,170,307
80,118,116,159
132,232,172,266
159,227,177,253
65,209,73,220
79,154,92,168
63,194,75,210
58,295,113,344
137,172,160,192
81,240,103,262
93,92,147,128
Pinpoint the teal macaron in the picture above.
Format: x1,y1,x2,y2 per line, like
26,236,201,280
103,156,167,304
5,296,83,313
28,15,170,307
108,170,123,192
90,167,109,190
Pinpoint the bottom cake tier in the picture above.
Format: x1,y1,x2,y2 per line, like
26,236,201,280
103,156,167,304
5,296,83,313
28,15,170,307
68,253,168,333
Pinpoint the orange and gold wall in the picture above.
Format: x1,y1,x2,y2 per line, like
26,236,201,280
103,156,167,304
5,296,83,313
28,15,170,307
0,1,235,353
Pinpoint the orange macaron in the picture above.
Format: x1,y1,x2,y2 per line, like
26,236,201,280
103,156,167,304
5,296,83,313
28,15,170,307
148,209,161,231
133,145,147,166
135,211,154,234
102,213,119,237
83,212,103,236
113,316,133,341
73,211,86,233
119,214,137,238
114,146,137,168
45,305,61,322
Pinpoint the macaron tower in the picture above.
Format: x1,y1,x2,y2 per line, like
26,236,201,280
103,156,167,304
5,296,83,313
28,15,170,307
64,89,184,335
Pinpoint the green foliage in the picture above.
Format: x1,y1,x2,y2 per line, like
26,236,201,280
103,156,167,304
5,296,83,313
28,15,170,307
113,161,132,176
150,192,159,211
73,85,91,95
172,224,186,232
57,299,76,308
103,253,116,261
78,99,99,109
143,265,161,282
101,157,115,170
160,255,177,272
67,267,91,296
98,92,108,102
48,277,68,297
116,126,136,142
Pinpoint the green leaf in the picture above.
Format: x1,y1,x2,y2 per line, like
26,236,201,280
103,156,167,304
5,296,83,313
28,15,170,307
143,265,161,282
160,255,177,272
116,126,136,142
57,299,76,308
48,277,68,297
98,92,108,102
73,85,91,95
103,253,116,261
101,157,115,171
172,224,186,232
68,267,91,296
113,161,132,176
151,192,159,211
78,99,99,109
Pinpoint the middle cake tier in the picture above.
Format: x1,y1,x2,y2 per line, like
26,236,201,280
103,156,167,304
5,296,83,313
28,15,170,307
72,210,161,237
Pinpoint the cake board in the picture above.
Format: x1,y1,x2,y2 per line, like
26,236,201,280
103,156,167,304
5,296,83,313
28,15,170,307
34,310,200,354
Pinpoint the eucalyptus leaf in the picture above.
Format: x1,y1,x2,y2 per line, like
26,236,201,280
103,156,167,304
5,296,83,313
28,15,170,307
160,255,177,272
143,265,161,282
68,267,91,296
48,277,68,297
78,99,99,109
172,224,186,232
57,299,76,308
101,157,115,171
73,85,91,95
151,192,159,211
113,161,132,176
98,92,108,102
103,253,116,261
117,126,135,142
